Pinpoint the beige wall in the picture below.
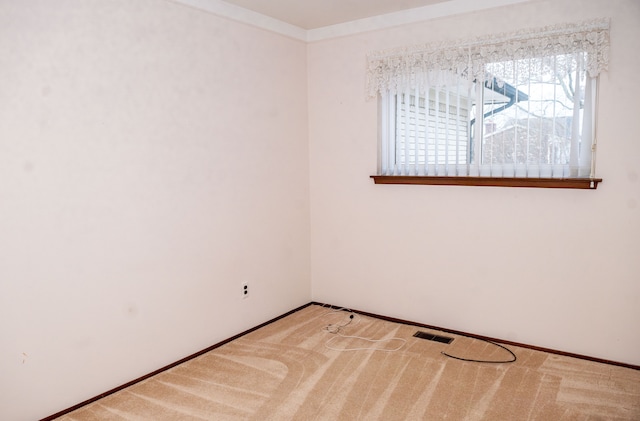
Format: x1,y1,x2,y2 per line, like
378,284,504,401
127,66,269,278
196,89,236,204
308,0,640,366
0,1,310,420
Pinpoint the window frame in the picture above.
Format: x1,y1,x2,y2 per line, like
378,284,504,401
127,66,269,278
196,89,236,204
370,175,601,189
366,19,609,189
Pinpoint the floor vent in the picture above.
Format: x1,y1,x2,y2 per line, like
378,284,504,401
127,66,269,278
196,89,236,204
413,331,454,344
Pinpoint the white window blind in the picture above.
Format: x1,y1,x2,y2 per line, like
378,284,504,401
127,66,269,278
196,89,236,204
368,20,610,179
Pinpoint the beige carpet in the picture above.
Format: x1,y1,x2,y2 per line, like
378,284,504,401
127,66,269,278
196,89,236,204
57,304,640,420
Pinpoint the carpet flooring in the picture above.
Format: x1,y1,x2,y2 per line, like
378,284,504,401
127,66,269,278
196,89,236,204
56,304,640,420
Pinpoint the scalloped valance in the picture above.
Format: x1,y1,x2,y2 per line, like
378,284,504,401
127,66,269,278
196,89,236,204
366,19,610,99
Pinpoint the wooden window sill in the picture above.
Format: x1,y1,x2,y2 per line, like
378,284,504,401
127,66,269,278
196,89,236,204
370,176,602,189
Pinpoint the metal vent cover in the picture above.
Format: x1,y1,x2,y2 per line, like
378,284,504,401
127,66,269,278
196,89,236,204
413,331,454,344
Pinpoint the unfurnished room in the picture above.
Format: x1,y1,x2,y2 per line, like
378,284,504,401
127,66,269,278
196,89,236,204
1,0,639,420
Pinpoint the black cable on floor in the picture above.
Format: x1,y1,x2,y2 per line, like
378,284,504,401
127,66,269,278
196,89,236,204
441,335,517,364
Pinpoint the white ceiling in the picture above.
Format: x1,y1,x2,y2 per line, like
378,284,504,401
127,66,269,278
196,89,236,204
218,0,453,29
172,0,533,42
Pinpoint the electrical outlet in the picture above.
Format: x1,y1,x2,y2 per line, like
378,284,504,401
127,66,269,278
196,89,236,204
242,282,249,299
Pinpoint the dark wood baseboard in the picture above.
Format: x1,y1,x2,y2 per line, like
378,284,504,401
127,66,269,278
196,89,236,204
40,302,314,421
311,302,639,371
41,300,638,420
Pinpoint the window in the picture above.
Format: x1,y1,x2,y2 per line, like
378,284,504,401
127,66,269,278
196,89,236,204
367,20,609,188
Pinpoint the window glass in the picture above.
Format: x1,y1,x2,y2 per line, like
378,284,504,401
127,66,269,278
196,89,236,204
386,53,595,178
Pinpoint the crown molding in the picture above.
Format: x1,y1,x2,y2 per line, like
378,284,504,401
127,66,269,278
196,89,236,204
307,0,533,42
169,0,535,43
167,0,308,41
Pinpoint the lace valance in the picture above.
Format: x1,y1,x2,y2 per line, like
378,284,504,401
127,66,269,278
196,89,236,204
366,19,610,99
